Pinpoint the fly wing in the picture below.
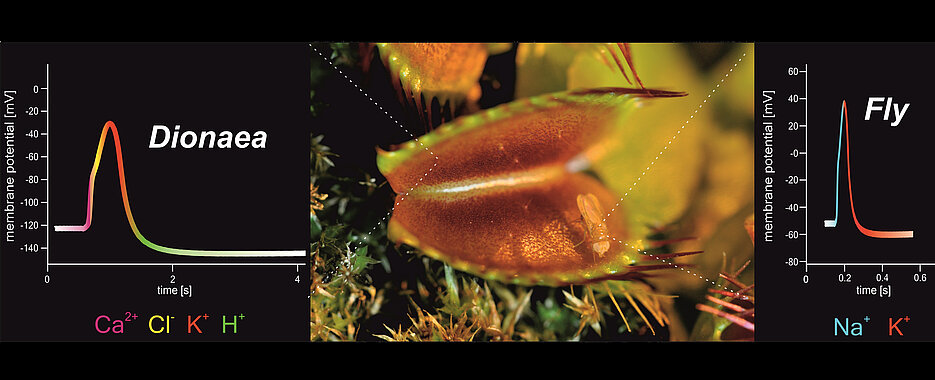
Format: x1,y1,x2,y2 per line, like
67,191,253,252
576,193,606,234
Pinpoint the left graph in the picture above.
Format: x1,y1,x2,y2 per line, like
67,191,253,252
1,43,311,341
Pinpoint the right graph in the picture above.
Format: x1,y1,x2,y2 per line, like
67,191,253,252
757,43,934,341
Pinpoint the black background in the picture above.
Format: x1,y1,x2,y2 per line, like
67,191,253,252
1,43,310,341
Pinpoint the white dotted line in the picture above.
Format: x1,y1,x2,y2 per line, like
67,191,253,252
313,46,438,251
599,52,747,288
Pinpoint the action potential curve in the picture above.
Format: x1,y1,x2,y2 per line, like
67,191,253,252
54,121,306,257
823,100,914,238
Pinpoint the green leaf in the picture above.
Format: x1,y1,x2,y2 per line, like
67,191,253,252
310,213,322,240
352,246,379,273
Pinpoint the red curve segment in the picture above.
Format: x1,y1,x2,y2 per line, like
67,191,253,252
843,100,914,238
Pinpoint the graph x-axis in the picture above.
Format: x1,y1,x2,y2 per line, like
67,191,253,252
47,262,307,267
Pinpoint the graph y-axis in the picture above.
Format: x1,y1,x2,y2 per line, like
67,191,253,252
44,63,49,273
803,63,808,273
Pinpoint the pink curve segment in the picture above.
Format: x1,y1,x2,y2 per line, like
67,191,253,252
52,180,91,231
54,121,113,232
843,100,913,238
